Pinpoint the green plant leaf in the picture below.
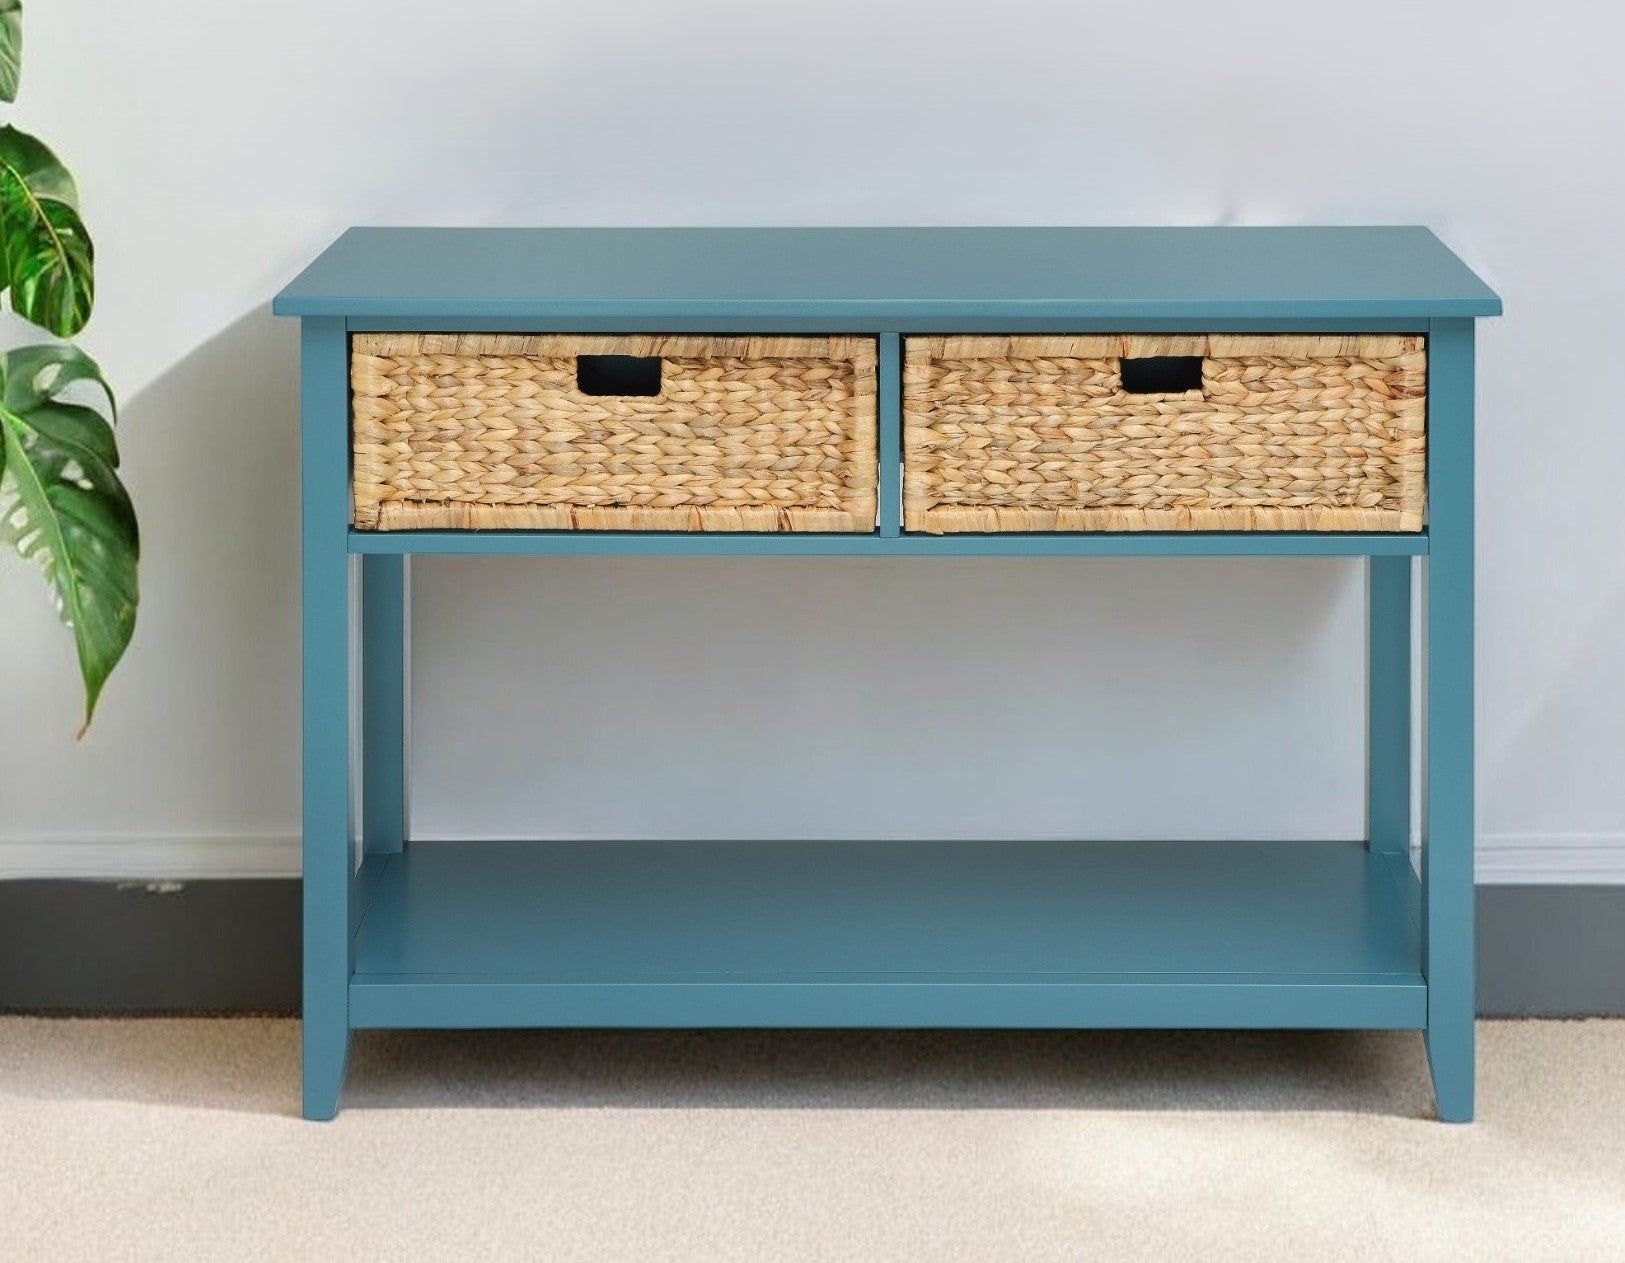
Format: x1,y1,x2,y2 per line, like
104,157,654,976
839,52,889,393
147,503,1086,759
0,1,19,104
3,340,117,419
0,125,94,337
0,342,134,734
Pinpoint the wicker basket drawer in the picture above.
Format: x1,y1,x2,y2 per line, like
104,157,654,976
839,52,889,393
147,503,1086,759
351,334,878,531
903,334,1426,533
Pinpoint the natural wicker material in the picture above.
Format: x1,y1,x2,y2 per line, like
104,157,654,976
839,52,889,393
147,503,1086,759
350,334,878,531
903,335,1426,533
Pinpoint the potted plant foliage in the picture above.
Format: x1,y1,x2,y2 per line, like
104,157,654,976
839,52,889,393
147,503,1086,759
0,0,136,735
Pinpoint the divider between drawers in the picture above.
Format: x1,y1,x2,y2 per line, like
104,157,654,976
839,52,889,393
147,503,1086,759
878,333,901,537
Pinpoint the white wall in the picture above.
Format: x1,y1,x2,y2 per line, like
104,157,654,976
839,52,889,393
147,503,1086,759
1,0,1620,880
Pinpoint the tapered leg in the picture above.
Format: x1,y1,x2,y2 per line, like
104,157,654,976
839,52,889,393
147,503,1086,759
1368,556,1412,855
1423,319,1476,1123
363,555,407,855
302,317,354,1121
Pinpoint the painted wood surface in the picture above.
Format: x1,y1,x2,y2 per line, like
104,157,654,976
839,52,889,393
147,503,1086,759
1423,318,1477,1122
349,839,1425,1031
284,226,1496,1120
361,556,406,856
298,317,352,1122
273,227,1502,321
1368,556,1413,856
347,531,1430,558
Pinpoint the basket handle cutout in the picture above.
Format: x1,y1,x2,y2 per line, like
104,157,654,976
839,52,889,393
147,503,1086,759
1119,355,1203,394
577,354,662,397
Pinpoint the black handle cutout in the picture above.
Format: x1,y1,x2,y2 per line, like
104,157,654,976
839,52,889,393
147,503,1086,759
577,354,662,396
1120,355,1203,394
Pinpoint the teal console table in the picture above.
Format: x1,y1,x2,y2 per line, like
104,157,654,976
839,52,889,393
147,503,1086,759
274,227,1500,1120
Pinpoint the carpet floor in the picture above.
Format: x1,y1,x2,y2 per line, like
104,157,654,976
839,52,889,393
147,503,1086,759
0,1018,1621,1261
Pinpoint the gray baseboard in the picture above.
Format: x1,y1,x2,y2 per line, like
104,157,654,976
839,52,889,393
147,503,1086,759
1476,884,1625,1016
0,878,1620,1016
0,879,300,1013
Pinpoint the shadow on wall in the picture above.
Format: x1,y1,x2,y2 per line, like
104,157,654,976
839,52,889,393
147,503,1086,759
409,553,1367,841
0,308,306,838
15,300,1366,848
1483,571,1625,838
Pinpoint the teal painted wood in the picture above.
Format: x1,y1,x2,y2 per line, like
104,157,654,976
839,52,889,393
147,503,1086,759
1381,850,1422,936
1423,318,1477,1122
348,531,1430,558
343,315,1435,336
272,227,1501,321
361,556,406,855
281,226,1497,1119
351,977,1424,1031
299,317,353,1122
877,333,901,537
1368,557,1412,854
349,852,388,941
348,839,1424,1030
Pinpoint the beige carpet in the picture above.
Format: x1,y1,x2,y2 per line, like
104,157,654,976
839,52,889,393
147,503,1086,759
1,1019,1622,1261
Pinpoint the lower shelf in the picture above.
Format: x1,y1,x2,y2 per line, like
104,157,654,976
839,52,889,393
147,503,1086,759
348,839,1424,1031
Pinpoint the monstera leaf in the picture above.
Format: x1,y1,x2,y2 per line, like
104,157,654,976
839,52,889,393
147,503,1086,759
0,344,136,733
0,1,19,103
0,124,94,336
0,2,131,732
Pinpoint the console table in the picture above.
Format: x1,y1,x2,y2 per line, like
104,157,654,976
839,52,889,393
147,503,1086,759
273,227,1500,1121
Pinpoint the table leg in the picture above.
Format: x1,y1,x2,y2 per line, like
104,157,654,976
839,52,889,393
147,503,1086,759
301,317,353,1121
1368,555,1412,856
1423,318,1476,1123
363,555,407,856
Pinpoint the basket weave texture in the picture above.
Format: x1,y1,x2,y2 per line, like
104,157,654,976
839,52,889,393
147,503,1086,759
903,335,1426,533
351,334,877,531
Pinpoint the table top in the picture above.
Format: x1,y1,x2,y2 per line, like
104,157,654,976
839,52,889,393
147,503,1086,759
272,226,1501,322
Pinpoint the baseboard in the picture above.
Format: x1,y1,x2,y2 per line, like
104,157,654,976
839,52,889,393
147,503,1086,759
0,878,300,1012
1474,834,1625,884
4,833,1622,884
1477,885,1625,1016
0,876,1619,1016
0,834,301,880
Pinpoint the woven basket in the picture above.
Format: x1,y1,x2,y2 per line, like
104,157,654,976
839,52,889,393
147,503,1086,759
351,334,878,531
903,335,1426,533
